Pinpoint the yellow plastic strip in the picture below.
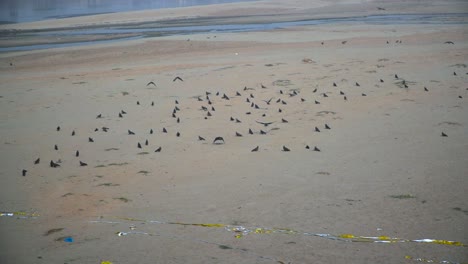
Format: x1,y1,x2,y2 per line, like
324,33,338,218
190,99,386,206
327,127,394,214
0,211,39,218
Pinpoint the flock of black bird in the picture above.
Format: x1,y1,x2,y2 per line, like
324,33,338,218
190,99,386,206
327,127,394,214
20,68,463,177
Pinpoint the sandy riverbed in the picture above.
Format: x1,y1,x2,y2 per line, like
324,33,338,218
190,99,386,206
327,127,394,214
0,1,467,263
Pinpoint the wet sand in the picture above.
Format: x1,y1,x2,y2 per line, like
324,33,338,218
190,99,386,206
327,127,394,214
0,0,467,263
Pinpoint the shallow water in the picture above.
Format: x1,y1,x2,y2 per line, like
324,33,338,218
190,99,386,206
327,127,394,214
0,0,257,23
1,13,467,53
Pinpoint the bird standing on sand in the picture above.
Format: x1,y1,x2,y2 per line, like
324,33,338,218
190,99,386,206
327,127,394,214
155,147,162,152
147,81,156,87
89,137,94,142
76,150,79,157
198,136,205,141
22,169,27,176
34,158,40,164
282,146,290,152
441,132,448,137
173,76,183,82
79,161,88,167
213,137,225,144
251,146,259,152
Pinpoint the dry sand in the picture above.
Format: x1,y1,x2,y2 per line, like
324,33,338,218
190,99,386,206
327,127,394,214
0,1,467,264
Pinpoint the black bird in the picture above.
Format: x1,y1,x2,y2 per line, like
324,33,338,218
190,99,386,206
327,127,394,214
281,100,287,105
89,137,94,142
222,94,230,100
216,92,220,96
315,100,320,104
441,132,448,137
54,144,58,150
50,160,60,168
250,93,255,98
254,104,260,109
147,81,156,87
424,87,428,92
22,169,27,176
145,139,149,146
94,128,99,132
314,146,321,152
251,146,259,152
150,129,153,134
344,96,347,101
262,114,266,117
163,128,167,133
128,130,135,135
355,82,360,87
197,97,203,101
236,132,243,137
362,93,367,96
246,112,251,115
175,100,179,104
453,72,457,76
213,137,225,144
207,111,212,117
173,76,183,82
306,145,310,149
198,136,205,141
250,102,254,108
34,158,40,164
176,132,180,137
175,106,180,111
325,124,331,129
57,126,60,131
246,98,250,103
315,127,320,132
301,98,306,102
119,113,123,118
282,118,288,123
230,117,235,121
342,41,347,44
102,127,109,132
211,106,215,111
380,79,384,83
444,41,454,44
263,98,273,105
340,91,345,95
177,117,180,123
79,161,88,167
276,98,281,103
313,88,317,93
278,108,282,113
395,74,399,79
155,147,162,152
249,129,254,135
76,150,79,157
137,101,140,105
280,90,283,94
137,142,142,149
235,91,241,96
201,106,208,111
459,96,463,98
206,91,211,96
96,114,102,118
151,101,154,106
121,110,127,114
261,84,267,89
333,82,337,87
282,146,290,152
236,118,241,123
256,121,274,127
71,130,75,136
323,93,328,98
260,130,267,135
